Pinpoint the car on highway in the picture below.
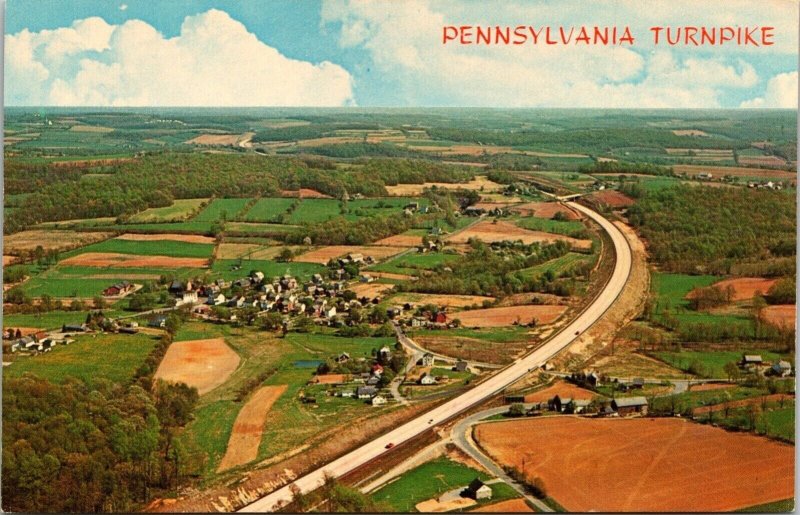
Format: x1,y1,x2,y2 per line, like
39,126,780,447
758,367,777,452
384,443,394,449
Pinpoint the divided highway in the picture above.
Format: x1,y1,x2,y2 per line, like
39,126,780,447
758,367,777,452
240,201,632,512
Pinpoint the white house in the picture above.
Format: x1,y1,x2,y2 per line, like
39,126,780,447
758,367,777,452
371,395,387,406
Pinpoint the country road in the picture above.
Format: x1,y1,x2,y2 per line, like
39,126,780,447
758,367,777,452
239,201,633,512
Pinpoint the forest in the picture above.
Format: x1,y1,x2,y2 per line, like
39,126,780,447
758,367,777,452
627,186,796,275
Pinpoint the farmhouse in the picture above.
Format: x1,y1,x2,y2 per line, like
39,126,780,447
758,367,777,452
740,354,763,370
612,396,648,417
419,373,437,385
148,315,167,328
357,386,378,399
421,352,435,366
454,360,469,372
336,352,351,364
464,478,493,500
371,395,387,406
630,377,645,389
102,281,133,296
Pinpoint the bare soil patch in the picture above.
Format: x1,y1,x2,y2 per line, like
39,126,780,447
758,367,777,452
393,293,495,308
5,230,114,254
186,133,254,146
475,417,794,512
590,190,635,208
217,243,261,260
294,245,408,264
218,385,288,472
672,129,710,137
349,282,394,298
447,220,591,249
416,497,476,512
1,326,43,335
373,234,423,246
693,394,794,415
60,252,209,268
368,271,415,281
762,305,796,330
686,277,778,302
154,338,240,395
674,165,796,180
470,499,533,512
115,233,215,244
453,305,566,328
385,177,503,196
510,202,582,219
280,188,332,199
311,374,348,385
523,380,598,403
739,155,787,167
70,125,114,133
3,255,17,265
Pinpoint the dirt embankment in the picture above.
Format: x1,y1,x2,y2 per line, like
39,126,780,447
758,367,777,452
552,220,650,372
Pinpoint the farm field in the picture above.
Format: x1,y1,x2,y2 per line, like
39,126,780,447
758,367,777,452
285,199,343,224
687,277,779,301
519,252,593,279
210,259,325,282
447,220,592,249
522,380,598,403
128,198,208,223
3,309,126,332
241,198,296,222
293,245,409,264
674,164,796,180
69,238,215,258
193,198,252,221
452,304,566,328
384,176,502,195
4,229,114,254
475,417,794,512
390,293,495,308
654,349,787,379
514,216,586,237
762,305,796,329
115,233,216,244
510,201,582,219
369,252,461,275
59,252,209,269
4,332,157,385
414,334,532,364
154,338,241,395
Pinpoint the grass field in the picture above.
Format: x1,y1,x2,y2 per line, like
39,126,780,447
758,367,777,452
225,222,300,234
242,198,296,222
178,323,396,475
129,198,208,223
654,350,786,378
408,326,530,343
211,259,325,282
2,310,124,331
286,199,344,224
68,238,214,258
193,198,252,222
519,252,593,279
4,332,157,385
651,272,754,328
370,457,516,512
370,252,460,275
514,216,586,237
737,499,795,513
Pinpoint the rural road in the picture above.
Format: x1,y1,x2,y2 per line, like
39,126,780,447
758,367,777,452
239,201,633,512
450,405,552,512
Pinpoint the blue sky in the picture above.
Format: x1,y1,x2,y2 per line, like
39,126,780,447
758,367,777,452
6,0,798,107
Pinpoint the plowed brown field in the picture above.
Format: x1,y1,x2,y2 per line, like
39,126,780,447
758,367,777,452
686,277,778,301
510,202,581,220
373,234,423,246
349,282,394,297
762,305,796,329
280,188,331,198
5,230,114,253
393,293,495,308
116,233,215,244
217,385,287,471
60,252,209,268
154,338,240,395
453,305,566,327
523,380,597,403
447,220,591,249
475,417,794,512
590,190,635,208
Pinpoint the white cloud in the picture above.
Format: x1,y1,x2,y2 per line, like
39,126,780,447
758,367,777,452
119,4,127,11
6,9,354,106
321,0,794,108
741,72,798,108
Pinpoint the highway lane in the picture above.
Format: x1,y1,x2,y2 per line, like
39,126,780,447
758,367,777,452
240,201,632,512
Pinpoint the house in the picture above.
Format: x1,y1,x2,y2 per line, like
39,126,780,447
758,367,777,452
168,280,185,294
371,395,387,406
148,315,167,328
251,271,265,283
421,352,435,367
357,386,378,399
630,377,645,389
336,352,351,364
464,479,492,500
411,317,428,328
741,355,763,369
366,375,381,386
323,306,337,319
386,307,403,319
454,361,468,373
372,364,384,376
771,360,792,377
548,395,571,412
312,273,324,284
103,281,133,296
208,293,226,306
340,390,355,398
359,274,374,283
348,253,364,264
419,373,437,385
697,172,713,180
178,291,199,306
404,202,420,211
431,311,447,324
378,346,392,360
611,396,648,417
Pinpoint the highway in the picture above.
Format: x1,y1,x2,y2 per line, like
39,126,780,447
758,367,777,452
239,201,632,512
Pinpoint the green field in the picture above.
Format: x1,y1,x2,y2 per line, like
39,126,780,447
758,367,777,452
70,238,214,258
242,198,296,222
193,198,252,222
225,222,300,234
408,326,529,343
3,309,126,331
654,350,786,378
514,216,586,237
287,199,344,224
21,265,197,298
737,499,795,513
129,198,208,223
651,272,754,328
370,252,460,275
519,252,592,279
370,457,516,512
211,259,325,282
4,332,157,385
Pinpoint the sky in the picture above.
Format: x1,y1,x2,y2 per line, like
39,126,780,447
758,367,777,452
5,0,799,108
